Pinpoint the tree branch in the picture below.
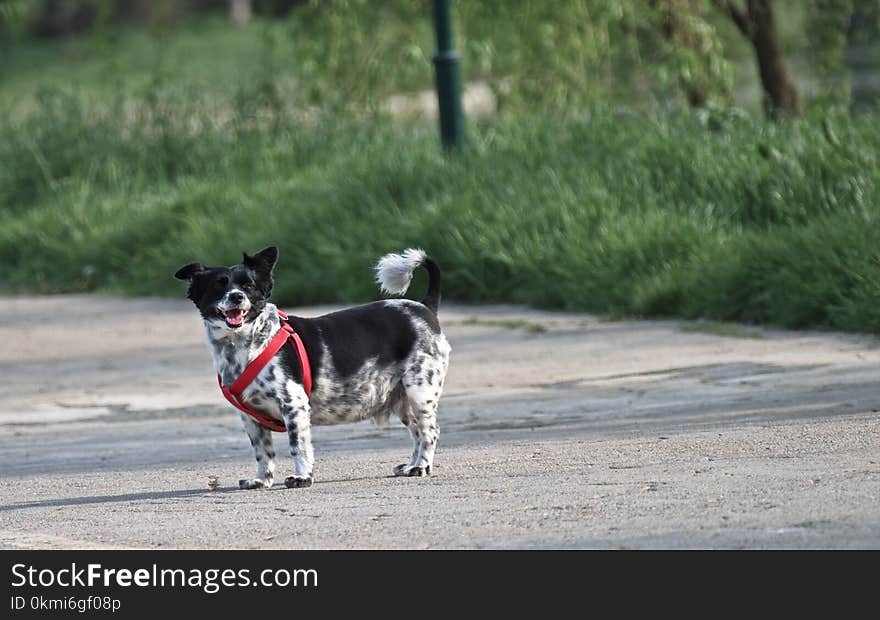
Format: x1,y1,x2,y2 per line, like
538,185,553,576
713,0,752,38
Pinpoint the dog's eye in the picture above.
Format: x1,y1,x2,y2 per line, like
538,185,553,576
215,276,229,288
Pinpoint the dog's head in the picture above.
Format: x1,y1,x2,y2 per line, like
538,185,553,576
174,246,278,330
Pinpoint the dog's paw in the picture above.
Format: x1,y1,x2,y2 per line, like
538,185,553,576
239,477,272,490
393,464,432,477
284,475,313,489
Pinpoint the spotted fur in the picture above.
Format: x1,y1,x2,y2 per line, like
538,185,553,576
175,247,450,488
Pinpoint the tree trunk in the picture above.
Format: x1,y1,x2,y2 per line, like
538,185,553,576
747,0,801,118
714,0,801,118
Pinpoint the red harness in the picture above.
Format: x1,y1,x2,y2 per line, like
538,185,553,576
217,311,312,433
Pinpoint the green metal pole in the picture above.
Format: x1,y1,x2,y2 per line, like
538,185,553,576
432,0,465,149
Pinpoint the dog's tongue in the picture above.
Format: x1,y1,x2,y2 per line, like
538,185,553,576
225,309,245,326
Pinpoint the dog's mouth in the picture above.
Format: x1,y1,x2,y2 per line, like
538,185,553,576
221,307,247,328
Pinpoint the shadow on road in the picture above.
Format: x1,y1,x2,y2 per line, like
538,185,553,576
0,473,392,512
0,487,237,512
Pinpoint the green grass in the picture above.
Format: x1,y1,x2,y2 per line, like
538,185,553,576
0,13,440,120
0,17,295,117
679,322,764,339
1,88,879,333
1,12,879,334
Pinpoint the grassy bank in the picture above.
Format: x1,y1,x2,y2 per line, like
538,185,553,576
1,92,879,332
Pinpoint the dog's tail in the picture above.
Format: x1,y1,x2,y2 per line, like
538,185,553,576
375,248,441,313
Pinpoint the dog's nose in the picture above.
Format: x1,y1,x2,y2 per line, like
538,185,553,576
229,291,245,304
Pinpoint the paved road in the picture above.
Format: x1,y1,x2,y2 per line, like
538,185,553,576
0,295,878,549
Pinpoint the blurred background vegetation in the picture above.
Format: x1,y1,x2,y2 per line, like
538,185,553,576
1,0,879,332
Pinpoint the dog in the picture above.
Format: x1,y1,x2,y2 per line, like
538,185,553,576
174,247,450,489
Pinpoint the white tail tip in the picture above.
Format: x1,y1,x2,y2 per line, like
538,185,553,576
375,248,427,295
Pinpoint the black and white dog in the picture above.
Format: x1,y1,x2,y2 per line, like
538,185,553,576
175,247,450,489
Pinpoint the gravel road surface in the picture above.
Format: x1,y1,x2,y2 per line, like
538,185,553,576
1,295,878,549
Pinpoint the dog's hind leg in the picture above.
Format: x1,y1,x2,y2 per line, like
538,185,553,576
279,380,314,489
394,385,439,477
394,344,449,477
239,413,276,490
390,385,420,473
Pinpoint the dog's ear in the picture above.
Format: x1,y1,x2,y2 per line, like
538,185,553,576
174,262,205,281
243,246,278,274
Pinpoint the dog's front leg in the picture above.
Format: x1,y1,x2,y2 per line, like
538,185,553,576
280,381,314,488
239,413,276,489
